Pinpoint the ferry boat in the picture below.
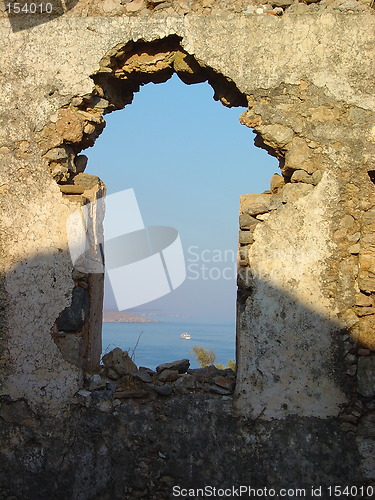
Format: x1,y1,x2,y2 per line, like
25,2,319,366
180,332,191,340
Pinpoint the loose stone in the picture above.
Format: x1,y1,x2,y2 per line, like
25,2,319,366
256,213,270,221
44,147,69,161
174,374,196,393
239,213,260,229
213,375,235,392
59,185,86,195
239,231,255,245
77,389,91,398
102,348,138,376
158,369,179,382
210,385,232,396
154,385,173,396
156,359,190,374
134,370,153,383
88,374,107,391
270,173,285,194
139,366,157,376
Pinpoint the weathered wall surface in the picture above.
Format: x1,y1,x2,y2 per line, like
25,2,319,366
0,395,367,500
0,0,374,496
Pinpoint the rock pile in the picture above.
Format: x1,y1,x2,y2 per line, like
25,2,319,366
76,348,236,411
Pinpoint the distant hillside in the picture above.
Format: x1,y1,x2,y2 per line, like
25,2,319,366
102,311,158,323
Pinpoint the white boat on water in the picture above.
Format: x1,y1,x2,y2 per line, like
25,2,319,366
180,332,191,340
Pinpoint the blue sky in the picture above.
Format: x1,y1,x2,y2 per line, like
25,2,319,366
85,74,278,323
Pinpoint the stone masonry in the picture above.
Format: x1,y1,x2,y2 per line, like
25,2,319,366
0,1,374,498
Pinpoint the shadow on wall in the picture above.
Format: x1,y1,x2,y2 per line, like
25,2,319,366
0,248,374,497
5,1,80,33
1,248,373,409
236,270,352,419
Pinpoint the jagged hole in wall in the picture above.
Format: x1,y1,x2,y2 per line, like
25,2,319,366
45,36,280,372
86,39,278,370
85,83,278,368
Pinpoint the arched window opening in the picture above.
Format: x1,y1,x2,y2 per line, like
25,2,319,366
84,74,278,371
44,37,283,387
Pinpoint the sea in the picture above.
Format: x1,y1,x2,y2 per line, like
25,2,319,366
102,319,236,370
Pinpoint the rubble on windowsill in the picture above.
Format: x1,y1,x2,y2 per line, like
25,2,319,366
74,347,236,412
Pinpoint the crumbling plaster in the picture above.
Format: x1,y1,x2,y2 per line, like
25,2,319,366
0,2,374,495
1,1,374,410
236,171,348,419
0,12,374,135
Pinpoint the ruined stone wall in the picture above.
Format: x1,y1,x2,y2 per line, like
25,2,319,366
0,0,374,497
